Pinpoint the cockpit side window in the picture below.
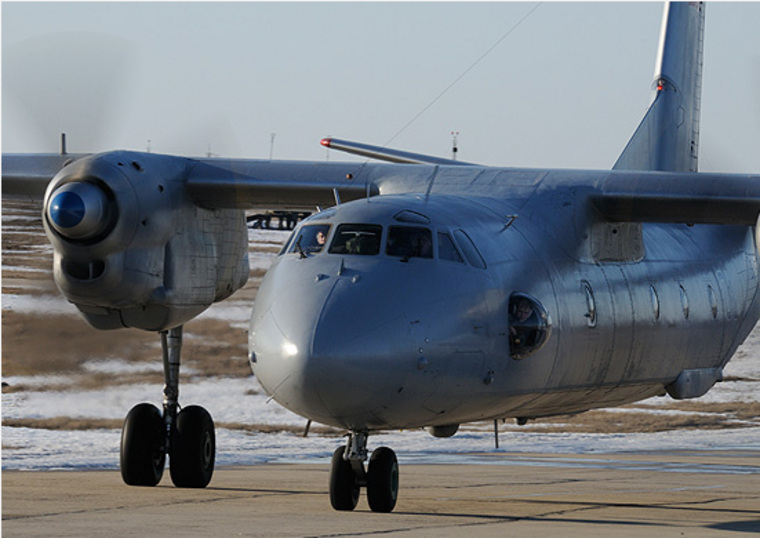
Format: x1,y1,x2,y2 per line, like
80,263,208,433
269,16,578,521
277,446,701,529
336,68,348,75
438,232,464,263
328,224,382,255
387,226,433,259
508,293,552,360
287,224,331,256
453,230,486,269
279,230,296,256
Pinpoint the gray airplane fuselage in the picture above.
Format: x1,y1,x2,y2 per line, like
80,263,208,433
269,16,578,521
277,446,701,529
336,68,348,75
250,168,760,431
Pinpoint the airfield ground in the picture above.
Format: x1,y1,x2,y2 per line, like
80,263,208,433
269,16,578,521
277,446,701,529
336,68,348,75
4,452,760,537
3,198,759,535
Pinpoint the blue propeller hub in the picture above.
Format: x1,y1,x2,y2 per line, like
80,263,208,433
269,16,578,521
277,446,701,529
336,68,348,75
50,191,86,229
46,182,112,241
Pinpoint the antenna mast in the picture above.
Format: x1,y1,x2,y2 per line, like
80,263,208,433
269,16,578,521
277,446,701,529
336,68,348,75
451,131,459,161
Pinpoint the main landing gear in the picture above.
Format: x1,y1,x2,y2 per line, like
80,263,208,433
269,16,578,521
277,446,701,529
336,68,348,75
330,431,399,513
120,325,216,488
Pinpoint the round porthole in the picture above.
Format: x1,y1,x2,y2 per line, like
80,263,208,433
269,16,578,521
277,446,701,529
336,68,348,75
508,292,552,360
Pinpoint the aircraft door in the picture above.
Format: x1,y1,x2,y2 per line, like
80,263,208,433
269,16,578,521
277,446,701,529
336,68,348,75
547,268,615,389
599,265,635,384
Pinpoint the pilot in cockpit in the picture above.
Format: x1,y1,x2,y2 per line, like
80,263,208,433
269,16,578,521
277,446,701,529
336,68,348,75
315,230,327,249
292,224,330,254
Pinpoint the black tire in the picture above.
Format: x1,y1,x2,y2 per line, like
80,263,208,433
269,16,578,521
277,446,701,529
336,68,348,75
329,446,360,511
367,447,398,513
120,403,166,486
170,405,215,488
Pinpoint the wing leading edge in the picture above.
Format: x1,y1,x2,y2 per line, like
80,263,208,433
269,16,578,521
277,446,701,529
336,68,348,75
2,154,88,198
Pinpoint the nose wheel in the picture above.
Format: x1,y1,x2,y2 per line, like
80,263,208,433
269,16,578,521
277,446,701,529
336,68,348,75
329,432,399,513
119,326,216,488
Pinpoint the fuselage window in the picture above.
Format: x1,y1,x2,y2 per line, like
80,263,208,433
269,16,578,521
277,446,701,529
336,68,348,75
708,284,718,319
650,284,660,321
508,293,552,360
679,284,690,319
582,280,596,328
386,226,433,259
438,232,464,263
453,230,486,269
287,224,331,255
328,224,382,255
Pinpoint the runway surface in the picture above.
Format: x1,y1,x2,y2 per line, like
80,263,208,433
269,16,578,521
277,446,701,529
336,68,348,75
4,451,759,537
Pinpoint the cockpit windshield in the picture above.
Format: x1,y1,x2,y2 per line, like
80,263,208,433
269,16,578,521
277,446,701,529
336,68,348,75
386,226,433,259
285,218,485,269
287,224,331,255
328,224,382,255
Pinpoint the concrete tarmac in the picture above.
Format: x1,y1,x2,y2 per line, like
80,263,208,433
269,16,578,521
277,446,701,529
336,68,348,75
3,451,760,537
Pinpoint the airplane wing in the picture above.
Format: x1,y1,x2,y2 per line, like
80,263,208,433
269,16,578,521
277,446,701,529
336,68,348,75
2,153,87,198
4,150,760,227
184,157,382,210
595,171,760,226
185,157,760,226
1,151,386,209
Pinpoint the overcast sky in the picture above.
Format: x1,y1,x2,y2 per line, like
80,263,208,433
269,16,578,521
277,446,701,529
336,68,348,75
3,2,759,173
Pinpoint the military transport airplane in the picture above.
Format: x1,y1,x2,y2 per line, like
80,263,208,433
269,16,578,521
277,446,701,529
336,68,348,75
3,2,760,513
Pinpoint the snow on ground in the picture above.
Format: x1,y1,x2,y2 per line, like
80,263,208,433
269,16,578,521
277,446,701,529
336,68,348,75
4,362,760,471
4,419,760,472
1,293,78,316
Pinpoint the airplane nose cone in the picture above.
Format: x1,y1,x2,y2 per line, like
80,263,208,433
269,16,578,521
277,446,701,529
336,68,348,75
250,259,416,429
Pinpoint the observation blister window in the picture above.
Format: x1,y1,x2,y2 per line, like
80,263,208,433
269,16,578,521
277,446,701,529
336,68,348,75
508,293,552,360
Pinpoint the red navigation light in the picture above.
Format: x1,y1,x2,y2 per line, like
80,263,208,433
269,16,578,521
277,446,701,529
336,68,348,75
320,138,332,147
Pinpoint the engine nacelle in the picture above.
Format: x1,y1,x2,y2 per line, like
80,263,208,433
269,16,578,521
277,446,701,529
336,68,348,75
43,151,249,331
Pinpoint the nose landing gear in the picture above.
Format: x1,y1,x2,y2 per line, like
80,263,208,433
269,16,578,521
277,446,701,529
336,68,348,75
119,326,216,488
329,431,399,513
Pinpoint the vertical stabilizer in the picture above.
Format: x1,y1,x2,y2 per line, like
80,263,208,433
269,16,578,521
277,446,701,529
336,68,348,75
613,2,705,172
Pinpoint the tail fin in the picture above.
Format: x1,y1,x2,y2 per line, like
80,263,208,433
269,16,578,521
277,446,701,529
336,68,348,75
613,2,705,172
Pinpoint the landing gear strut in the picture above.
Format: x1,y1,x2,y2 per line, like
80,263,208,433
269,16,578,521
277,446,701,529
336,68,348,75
120,325,215,488
329,431,398,512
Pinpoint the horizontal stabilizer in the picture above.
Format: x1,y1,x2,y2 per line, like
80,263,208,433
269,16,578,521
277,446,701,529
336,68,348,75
321,138,474,166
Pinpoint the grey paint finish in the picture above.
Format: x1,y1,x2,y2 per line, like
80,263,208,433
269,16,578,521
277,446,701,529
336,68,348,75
2,2,757,433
